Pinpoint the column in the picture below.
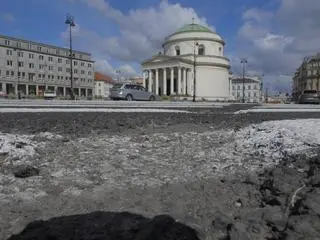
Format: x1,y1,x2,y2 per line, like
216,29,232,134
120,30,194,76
182,68,187,95
36,85,39,96
2,83,6,93
148,70,153,92
15,84,18,95
63,87,66,96
26,85,29,96
177,67,181,95
170,67,174,95
143,71,147,88
155,69,159,95
85,88,88,98
163,68,167,96
187,69,192,96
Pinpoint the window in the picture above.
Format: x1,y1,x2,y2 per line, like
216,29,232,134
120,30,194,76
74,69,78,74
88,63,92,67
248,85,251,90
39,55,44,60
22,72,25,77
6,71,10,76
198,44,205,55
7,60,13,66
11,71,14,76
66,60,70,64
5,40,10,46
88,71,92,76
58,58,62,63
73,61,78,66
18,52,23,57
218,47,222,54
48,56,53,62
29,63,34,68
37,46,42,51
58,67,62,72
237,85,240,90
6,49,12,56
81,70,85,74
56,50,60,55
49,66,54,71
81,62,85,67
175,46,180,56
29,53,34,59
38,74,41,78
28,44,32,49
57,76,60,80
28,73,35,81
66,68,70,73
18,61,24,67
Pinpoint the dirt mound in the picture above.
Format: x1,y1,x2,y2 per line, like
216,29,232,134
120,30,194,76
7,212,200,240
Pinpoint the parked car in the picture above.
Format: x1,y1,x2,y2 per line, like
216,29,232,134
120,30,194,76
0,91,8,99
43,90,57,100
299,90,320,104
109,83,156,101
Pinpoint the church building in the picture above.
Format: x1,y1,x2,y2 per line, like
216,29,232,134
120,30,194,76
141,22,231,101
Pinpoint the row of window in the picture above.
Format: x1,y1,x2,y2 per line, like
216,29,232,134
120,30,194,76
6,60,92,75
233,92,258,97
4,39,88,60
2,70,93,83
6,49,93,67
232,85,259,90
174,45,222,56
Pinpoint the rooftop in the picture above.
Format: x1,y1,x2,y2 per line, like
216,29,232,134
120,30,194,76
94,72,116,84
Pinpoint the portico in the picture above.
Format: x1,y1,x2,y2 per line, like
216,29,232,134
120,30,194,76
142,56,193,96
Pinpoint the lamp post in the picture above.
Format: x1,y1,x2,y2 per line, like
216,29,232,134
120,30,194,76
240,58,248,103
193,41,199,102
65,14,75,100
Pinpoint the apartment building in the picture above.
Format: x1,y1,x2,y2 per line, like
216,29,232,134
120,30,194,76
94,72,116,99
0,34,94,98
230,75,263,103
292,54,320,101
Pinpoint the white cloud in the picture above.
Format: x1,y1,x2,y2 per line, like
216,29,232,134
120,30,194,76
1,13,15,23
66,0,209,62
235,0,320,92
94,59,138,77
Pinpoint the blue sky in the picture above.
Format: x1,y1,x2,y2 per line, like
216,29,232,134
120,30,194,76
1,0,319,94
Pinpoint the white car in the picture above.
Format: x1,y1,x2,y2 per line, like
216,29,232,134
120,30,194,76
43,90,57,100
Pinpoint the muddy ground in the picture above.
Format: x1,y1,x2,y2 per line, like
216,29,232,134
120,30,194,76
1,111,320,240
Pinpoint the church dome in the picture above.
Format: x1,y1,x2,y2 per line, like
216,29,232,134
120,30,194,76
175,23,214,34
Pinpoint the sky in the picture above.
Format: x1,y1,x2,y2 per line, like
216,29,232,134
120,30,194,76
1,0,320,94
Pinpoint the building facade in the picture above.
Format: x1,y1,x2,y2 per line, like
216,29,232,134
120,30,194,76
292,54,320,101
230,75,263,103
0,34,94,98
94,72,116,99
141,23,230,101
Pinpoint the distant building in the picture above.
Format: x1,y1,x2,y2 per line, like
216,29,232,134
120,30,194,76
292,54,320,101
230,75,263,103
94,72,116,99
129,77,143,85
0,34,94,98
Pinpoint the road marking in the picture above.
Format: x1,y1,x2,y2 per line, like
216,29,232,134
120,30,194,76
0,108,192,113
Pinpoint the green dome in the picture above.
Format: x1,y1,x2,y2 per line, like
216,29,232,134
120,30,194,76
175,23,214,34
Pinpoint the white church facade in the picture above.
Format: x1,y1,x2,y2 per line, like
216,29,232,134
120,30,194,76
141,23,230,101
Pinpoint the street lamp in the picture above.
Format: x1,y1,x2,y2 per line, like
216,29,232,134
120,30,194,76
13,43,21,99
240,58,248,103
193,41,199,102
65,14,76,100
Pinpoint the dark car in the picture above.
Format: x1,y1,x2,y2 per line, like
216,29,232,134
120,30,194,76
299,90,320,104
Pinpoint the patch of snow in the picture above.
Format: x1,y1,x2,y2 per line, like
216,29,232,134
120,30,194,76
234,119,320,162
235,108,320,114
0,133,37,162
